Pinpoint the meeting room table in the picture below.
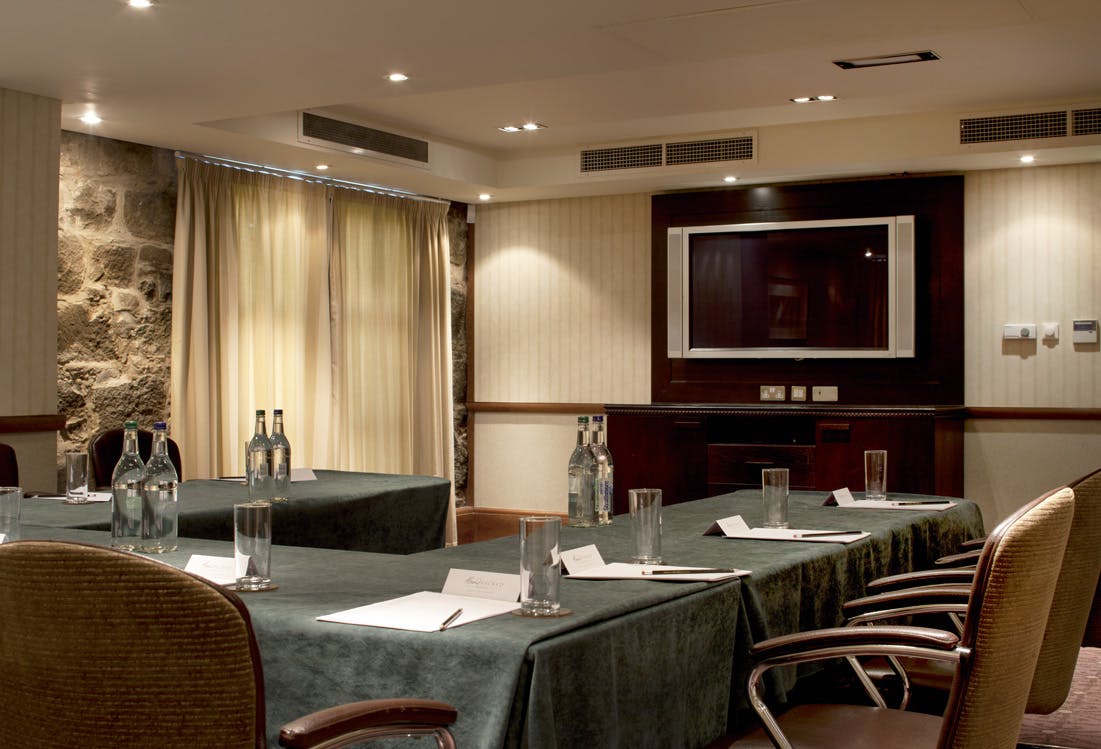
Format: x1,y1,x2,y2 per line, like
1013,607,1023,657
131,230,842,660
18,469,451,554
20,489,982,748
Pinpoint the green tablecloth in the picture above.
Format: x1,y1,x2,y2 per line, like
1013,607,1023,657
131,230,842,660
19,470,450,554
19,490,983,748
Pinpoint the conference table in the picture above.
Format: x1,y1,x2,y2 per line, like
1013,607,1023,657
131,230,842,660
19,469,450,554
20,489,982,748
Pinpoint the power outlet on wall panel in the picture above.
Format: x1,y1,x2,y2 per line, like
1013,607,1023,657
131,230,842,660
812,386,838,402
791,386,807,401
760,385,786,401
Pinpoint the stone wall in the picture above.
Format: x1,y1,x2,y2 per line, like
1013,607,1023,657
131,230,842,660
56,132,177,484
56,131,470,500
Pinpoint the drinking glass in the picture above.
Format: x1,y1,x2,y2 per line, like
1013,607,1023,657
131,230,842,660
864,450,888,501
64,451,89,504
761,468,789,528
234,501,273,591
0,487,21,543
629,488,663,564
519,516,561,616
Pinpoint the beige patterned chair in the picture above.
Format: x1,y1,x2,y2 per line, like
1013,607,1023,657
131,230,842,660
713,484,1075,749
846,467,1101,715
0,540,457,748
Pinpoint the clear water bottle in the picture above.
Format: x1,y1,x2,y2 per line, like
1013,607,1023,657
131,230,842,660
591,414,614,526
247,409,274,502
111,420,145,550
270,408,291,503
567,416,598,527
141,421,178,553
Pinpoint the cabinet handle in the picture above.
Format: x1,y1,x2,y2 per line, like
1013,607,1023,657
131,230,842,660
744,459,775,466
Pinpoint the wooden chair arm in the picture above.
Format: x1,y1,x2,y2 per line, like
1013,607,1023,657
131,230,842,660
934,549,981,567
279,698,458,749
750,625,959,662
843,585,973,621
866,568,976,593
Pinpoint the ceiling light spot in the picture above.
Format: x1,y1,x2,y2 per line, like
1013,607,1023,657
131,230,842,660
128,0,153,7
816,95,836,101
478,193,492,201
791,97,812,104
80,110,102,125
387,73,409,82
723,176,738,183
522,122,541,131
498,125,521,133
315,164,330,171
1020,154,1035,164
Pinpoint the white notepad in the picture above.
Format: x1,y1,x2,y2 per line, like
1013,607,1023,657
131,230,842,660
704,515,869,543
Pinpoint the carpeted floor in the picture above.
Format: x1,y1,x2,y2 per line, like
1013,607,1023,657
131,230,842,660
1017,647,1101,749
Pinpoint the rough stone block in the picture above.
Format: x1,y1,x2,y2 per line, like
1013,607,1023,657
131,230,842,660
124,189,177,244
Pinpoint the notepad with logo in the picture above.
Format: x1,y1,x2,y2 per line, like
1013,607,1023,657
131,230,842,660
561,544,749,582
823,487,957,511
703,515,870,543
317,568,521,632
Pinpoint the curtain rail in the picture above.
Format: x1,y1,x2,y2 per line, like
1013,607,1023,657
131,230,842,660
174,151,451,204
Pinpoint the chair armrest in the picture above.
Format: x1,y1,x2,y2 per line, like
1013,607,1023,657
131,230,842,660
750,624,959,662
934,549,981,567
959,535,987,550
843,584,972,622
279,698,458,749
866,568,976,593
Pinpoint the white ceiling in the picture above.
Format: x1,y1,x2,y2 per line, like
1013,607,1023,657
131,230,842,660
3,0,1100,202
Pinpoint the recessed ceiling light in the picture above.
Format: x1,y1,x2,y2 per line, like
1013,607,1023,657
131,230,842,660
478,193,492,201
387,73,409,82
815,95,836,102
315,164,330,171
498,125,522,133
80,110,102,125
521,122,543,131
128,0,153,7
791,97,812,104
1020,154,1035,164
790,96,837,104
833,50,940,70
723,176,738,184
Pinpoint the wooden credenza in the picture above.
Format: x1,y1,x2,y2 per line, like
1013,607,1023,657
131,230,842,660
604,404,964,515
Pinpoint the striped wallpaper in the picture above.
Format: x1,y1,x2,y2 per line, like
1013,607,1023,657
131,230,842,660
0,88,59,416
473,194,651,404
964,164,1101,407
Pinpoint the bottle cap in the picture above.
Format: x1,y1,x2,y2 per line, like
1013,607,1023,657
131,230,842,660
153,421,167,430
578,416,589,424
273,409,283,415
592,415,604,423
255,409,265,416
124,420,138,429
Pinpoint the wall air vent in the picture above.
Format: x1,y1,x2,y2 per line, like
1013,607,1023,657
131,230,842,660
666,136,753,165
298,112,430,168
580,132,756,173
959,110,1068,144
1072,107,1101,136
581,143,663,172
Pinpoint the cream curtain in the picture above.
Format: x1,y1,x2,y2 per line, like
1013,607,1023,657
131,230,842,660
171,158,456,544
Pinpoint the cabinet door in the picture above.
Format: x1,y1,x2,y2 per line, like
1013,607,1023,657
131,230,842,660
814,419,889,492
608,414,707,515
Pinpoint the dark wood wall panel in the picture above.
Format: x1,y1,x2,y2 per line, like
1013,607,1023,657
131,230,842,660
652,176,965,405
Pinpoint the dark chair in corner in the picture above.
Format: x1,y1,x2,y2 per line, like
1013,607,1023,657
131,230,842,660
847,467,1101,716
0,443,17,486
88,427,183,488
714,485,1075,749
0,540,457,748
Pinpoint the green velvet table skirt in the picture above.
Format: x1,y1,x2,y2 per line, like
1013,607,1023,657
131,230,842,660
19,469,450,553
20,490,983,748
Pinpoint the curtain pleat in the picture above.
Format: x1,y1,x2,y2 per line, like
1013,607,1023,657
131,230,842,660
171,158,455,544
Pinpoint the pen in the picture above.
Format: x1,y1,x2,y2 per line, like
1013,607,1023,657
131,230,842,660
439,608,463,630
642,568,740,575
891,500,952,505
793,530,864,538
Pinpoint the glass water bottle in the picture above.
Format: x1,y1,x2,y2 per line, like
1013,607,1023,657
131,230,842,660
567,416,597,527
270,409,291,503
591,414,614,526
141,421,178,553
247,410,274,502
111,420,145,549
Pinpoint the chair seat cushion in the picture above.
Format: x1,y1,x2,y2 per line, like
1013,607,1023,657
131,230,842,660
729,703,943,748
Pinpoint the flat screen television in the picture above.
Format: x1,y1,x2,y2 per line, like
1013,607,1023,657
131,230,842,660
667,215,915,359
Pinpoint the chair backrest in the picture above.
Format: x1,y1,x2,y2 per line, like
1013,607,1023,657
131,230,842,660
0,442,17,486
938,486,1075,749
0,540,265,747
1027,466,1101,711
88,427,183,488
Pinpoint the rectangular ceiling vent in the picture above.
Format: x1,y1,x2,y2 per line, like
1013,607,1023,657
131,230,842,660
298,112,430,168
1072,107,1101,136
959,110,1068,144
580,133,755,173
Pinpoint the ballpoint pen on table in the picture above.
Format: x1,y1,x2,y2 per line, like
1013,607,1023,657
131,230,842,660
641,568,740,575
439,608,463,630
793,530,864,538
891,499,952,505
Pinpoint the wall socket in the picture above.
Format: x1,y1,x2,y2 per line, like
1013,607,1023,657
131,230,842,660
812,385,839,402
760,385,786,401
791,385,807,401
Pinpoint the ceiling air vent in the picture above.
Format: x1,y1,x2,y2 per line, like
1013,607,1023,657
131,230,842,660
1072,107,1101,136
581,143,663,172
959,110,1068,144
299,112,430,168
666,136,753,165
